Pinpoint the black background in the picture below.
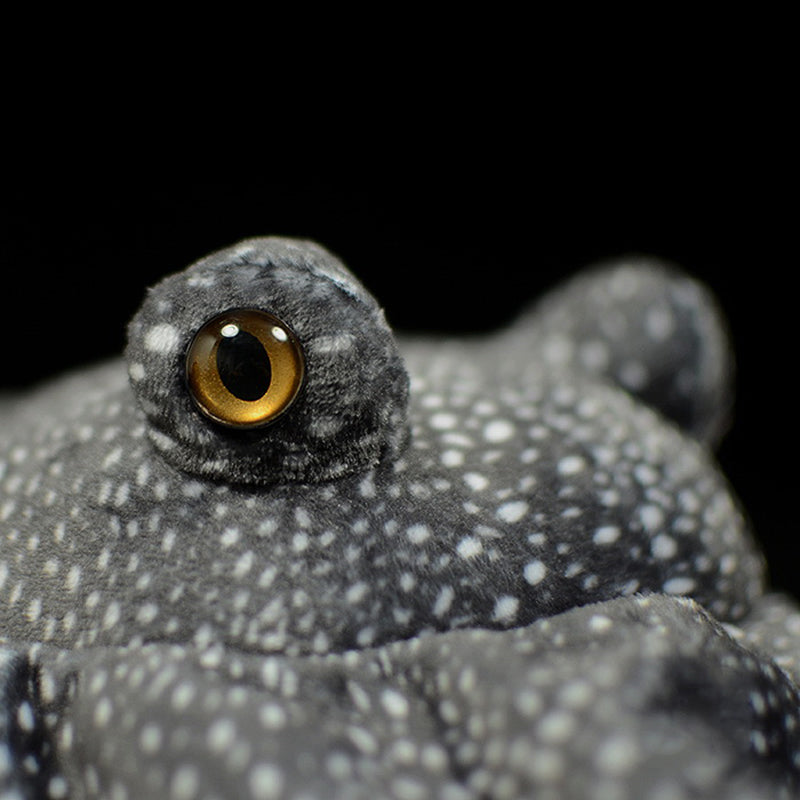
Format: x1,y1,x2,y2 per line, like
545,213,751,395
2,124,795,599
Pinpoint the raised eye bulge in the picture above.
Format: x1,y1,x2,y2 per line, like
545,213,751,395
186,309,304,428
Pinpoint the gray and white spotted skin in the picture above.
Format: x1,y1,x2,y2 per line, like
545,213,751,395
1,237,799,799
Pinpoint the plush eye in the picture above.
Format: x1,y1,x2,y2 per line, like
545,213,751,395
186,309,305,428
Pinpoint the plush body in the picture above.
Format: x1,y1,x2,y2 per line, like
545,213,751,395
1,238,798,799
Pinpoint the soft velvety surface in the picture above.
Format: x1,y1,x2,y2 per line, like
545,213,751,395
1,238,798,799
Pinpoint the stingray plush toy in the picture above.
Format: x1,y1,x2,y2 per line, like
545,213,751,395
2,238,800,800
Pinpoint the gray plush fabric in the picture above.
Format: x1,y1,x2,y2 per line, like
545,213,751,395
1,238,798,799
125,238,408,485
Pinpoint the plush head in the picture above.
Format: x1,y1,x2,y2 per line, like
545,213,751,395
1,238,798,798
125,237,408,485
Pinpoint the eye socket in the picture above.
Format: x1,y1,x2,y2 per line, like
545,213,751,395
186,309,305,428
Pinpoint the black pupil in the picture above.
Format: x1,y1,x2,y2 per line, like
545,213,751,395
216,329,272,400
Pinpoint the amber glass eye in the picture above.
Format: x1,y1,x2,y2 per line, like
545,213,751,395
186,309,305,428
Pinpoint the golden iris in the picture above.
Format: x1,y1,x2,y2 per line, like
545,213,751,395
186,309,304,428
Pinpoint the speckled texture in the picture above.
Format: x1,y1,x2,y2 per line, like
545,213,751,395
1,237,799,799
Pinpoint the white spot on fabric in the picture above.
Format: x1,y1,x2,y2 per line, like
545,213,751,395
593,526,620,545
356,628,375,647
558,681,594,709
17,701,35,732
171,683,196,711
609,267,639,299
259,703,287,730
524,560,547,585
391,777,428,800
528,748,565,782
347,682,372,713
441,449,465,467
719,553,738,574
294,507,312,528
93,697,112,728
144,323,182,354
645,306,675,341
493,595,519,622
421,743,448,772
381,689,410,718
347,726,379,755
538,710,577,743
309,417,344,438
220,527,240,547
457,536,483,559
136,603,159,625
543,335,574,364
102,447,123,470
589,614,613,633
47,776,69,799
496,500,529,523
257,519,278,537
102,601,121,630
310,334,355,354
406,524,431,544
579,340,611,370
26,598,41,623
663,577,697,595
483,420,515,443
140,723,163,754
514,688,543,717
639,505,664,532
399,573,416,592
520,447,540,464
633,463,659,486
249,763,284,799
170,764,199,800
463,473,489,491
433,586,455,617
595,734,640,775
651,534,678,559
750,691,767,715
346,582,369,604
207,718,237,753
558,455,586,475
233,551,254,578
619,360,649,390
430,412,458,430
114,482,130,507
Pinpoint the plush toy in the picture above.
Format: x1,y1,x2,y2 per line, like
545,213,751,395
1,238,799,799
